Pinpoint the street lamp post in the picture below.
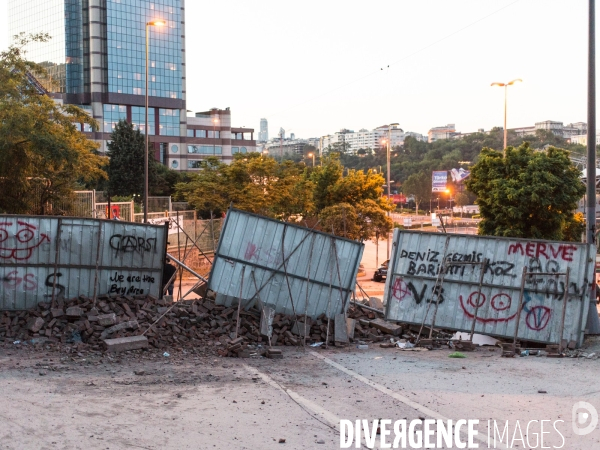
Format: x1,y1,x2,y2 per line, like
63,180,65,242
491,79,522,151
308,152,315,167
386,123,399,259
144,19,165,223
212,116,219,155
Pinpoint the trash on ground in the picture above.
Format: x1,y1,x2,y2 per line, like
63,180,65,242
448,351,466,358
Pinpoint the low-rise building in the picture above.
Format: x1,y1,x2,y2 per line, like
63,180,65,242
428,124,457,143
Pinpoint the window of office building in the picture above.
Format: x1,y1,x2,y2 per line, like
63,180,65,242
188,145,222,155
159,108,179,136
187,129,194,137
232,147,239,154
103,104,127,133
188,160,203,169
160,143,168,164
131,106,156,135
208,130,220,139
171,160,178,169
196,129,207,138
8,0,85,94
106,0,182,99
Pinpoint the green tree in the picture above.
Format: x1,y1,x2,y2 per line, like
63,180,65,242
175,153,314,220
0,33,106,214
106,119,160,199
466,143,585,240
402,171,433,213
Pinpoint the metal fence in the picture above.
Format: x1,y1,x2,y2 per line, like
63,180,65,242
208,208,364,319
147,196,172,213
0,215,168,309
94,202,135,222
383,230,595,346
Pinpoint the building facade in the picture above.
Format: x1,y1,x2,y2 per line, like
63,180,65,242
258,118,268,142
512,121,587,139
320,124,408,154
8,0,255,170
428,124,457,143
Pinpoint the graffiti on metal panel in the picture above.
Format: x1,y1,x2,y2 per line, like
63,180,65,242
458,292,519,324
244,242,284,266
525,257,589,300
2,270,37,291
391,278,444,305
508,242,578,262
44,273,66,300
400,249,516,279
0,221,50,260
108,271,156,295
109,234,157,257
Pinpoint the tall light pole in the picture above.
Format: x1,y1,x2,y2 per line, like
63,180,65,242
144,19,165,223
212,116,219,155
491,79,522,151
385,123,399,259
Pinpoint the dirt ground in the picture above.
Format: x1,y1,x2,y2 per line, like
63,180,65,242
1,339,599,450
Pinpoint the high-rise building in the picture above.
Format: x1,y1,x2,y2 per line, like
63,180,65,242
8,1,257,170
259,118,268,142
9,0,187,156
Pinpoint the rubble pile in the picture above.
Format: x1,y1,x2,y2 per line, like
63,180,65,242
0,296,386,354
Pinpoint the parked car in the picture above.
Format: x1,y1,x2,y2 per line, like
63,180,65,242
372,260,389,282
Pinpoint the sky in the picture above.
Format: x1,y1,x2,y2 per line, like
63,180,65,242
0,0,594,139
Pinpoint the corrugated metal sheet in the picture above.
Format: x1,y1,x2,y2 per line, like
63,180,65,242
207,208,364,319
384,230,595,346
0,216,168,309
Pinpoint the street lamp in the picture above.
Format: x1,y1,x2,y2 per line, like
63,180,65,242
491,79,522,151
144,19,165,223
212,116,220,156
308,152,315,167
385,123,399,258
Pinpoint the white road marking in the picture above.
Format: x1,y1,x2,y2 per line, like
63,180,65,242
242,364,341,430
311,351,507,450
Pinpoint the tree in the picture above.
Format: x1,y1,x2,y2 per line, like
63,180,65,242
402,172,433,213
106,119,160,199
466,143,585,241
0,33,106,214
175,153,314,220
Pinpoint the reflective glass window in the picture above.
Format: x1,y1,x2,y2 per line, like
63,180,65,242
159,108,179,136
131,106,155,135
103,104,127,133
188,160,203,169
188,145,222,155
105,0,183,99
232,147,239,154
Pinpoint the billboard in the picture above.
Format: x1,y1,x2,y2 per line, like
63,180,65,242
383,230,595,346
208,208,364,319
0,216,168,309
432,171,448,192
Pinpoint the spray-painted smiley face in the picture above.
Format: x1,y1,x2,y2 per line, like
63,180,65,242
0,221,50,261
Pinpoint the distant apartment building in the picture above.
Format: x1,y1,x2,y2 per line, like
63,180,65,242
568,134,600,146
428,124,457,143
320,124,409,154
512,121,587,139
258,118,269,142
404,131,427,142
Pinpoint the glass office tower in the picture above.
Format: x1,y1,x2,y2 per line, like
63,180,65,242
8,0,187,155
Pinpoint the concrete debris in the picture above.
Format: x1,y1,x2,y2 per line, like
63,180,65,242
103,336,148,353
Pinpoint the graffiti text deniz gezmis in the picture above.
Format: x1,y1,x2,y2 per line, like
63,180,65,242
399,249,515,278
